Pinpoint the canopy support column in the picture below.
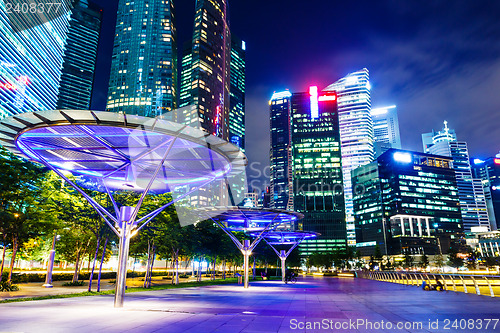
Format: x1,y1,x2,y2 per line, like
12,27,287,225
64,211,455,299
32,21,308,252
280,250,286,282
114,206,134,308
242,240,251,289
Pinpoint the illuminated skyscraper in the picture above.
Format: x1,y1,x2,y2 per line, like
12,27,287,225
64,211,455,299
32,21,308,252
179,42,193,109
0,3,72,118
371,105,401,157
472,154,500,231
291,87,346,255
324,68,374,246
422,120,457,154
106,0,177,117
353,149,463,255
57,0,102,110
180,0,230,140
269,90,293,210
423,122,490,232
228,35,246,150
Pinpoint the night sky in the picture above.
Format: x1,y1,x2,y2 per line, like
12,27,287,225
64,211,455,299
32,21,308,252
91,0,500,187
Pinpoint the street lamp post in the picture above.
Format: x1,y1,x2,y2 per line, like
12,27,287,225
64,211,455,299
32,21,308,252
43,232,57,288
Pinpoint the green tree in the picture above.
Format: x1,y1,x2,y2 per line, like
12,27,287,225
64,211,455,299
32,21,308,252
309,252,333,271
483,256,498,271
403,254,414,269
465,248,480,271
434,254,445,270
0,148,52,283
419,253,429,269
57,226,95,282
447,248,463,269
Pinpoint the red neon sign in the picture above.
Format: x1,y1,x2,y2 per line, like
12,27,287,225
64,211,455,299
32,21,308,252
214,105,221,136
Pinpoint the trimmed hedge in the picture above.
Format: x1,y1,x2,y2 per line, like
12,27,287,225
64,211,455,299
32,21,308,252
1,270,172,284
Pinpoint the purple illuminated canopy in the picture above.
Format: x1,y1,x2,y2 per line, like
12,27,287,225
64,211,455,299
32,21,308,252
0,110,246,193
198,206,303,232
250,230,319,245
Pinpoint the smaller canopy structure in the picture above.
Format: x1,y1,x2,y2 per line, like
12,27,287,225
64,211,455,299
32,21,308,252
251,230,319,282
198,206,303,288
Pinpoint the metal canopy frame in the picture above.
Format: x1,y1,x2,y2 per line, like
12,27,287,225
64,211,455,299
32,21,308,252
198,207,303,288
251,230,319,282
0,110,247,307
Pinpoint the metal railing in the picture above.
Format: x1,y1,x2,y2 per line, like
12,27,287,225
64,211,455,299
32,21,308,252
356,271,500,297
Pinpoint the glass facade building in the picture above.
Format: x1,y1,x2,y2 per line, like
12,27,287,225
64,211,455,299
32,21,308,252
352,149,463,256
0,2,71,118
371,105,401,158
106,0,177,117
423,122,490,232
228,35,245,150
57,0,102,110
179,41,193,107
291,88,346,255
472,154,500,231
180,0,230,140
269,90,293,211
422,120,457,154
324,68,375,246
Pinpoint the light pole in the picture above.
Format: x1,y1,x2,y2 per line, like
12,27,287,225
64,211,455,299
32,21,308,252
43,232,58,288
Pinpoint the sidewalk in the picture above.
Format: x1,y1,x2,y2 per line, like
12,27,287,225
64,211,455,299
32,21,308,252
0,275,212,301
1,276,500,332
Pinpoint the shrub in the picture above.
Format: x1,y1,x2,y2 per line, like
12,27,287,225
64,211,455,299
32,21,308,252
62,281,85,287
0,281,19,292
1,270,166,284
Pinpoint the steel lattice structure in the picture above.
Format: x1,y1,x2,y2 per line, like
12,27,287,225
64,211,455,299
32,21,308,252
0,110,246,307
251,230,319,282
198,206,303,288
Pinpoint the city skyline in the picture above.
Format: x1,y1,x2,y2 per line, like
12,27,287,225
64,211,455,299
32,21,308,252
87,0,500,190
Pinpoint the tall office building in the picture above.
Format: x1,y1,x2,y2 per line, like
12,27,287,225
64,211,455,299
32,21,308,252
371,105,401,157
228,35,246,150
269,90,293,210
180,0,231,140
352,149,463,255
472,154,500,231
0,3,72,118
423,122,490,232
57,0,102,110
422,121,457,154
292,87,346,255
179,41,193,107
106,0,177,117
323,68,374,246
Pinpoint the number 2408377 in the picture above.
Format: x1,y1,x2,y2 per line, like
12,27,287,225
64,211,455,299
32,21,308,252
5,2,63,15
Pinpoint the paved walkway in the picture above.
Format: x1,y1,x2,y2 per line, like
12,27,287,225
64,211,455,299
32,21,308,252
0,276,499,333
0,276,211,301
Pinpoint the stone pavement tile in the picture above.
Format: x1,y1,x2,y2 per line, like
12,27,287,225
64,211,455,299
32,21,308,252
278,326,306,333
244,319,282,331
212,324,250,332
322,311,348,319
